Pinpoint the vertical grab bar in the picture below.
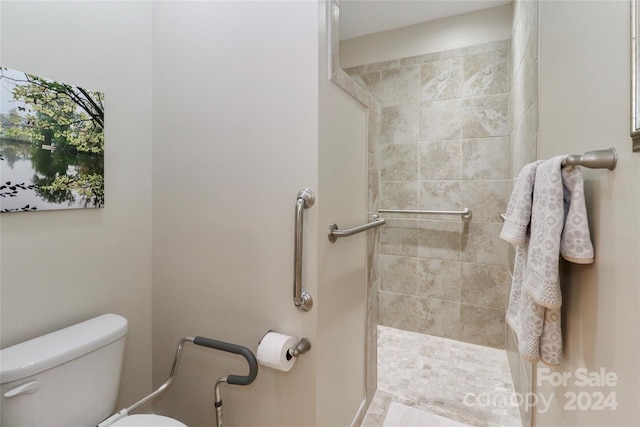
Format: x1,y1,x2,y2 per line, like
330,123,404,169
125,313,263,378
294,188,315,312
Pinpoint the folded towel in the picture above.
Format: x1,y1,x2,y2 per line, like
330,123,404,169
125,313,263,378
503,162,542,358
503,156,594,366
507,282,562,366
500,160,545,246
522,156,567,309
524,157,594,307
560,165,594,264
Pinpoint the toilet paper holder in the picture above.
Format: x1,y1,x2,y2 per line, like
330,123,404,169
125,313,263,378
259,331,311,360
287,337,311,359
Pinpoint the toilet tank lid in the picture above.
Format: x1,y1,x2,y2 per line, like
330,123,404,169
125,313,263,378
0,314,128,384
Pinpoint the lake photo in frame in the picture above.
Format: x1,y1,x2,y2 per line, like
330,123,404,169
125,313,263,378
0,67,104,212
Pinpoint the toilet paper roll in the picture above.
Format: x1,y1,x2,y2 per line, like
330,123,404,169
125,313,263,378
257,332,298,372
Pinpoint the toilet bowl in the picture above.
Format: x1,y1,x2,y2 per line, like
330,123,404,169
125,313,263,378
110,414,187,426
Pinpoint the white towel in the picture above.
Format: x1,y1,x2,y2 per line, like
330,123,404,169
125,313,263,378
502,157,594,366
560,165,595,264
522,156,567,309
503,160,557,364
500,160,545,246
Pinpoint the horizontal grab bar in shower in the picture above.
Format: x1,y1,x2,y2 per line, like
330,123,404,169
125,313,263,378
328,215,386,242
378,208,472,222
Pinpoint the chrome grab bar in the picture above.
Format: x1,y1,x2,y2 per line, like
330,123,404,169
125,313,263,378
378,207,473,222
328,215,386,242
294,188,314,312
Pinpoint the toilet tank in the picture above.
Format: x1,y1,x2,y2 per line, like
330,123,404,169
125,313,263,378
0,314,128,427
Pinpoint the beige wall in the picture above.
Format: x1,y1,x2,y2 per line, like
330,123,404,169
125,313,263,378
339,4,513,69
151,2,317,424
152,1,368,426
0,1,153,409
537,1,640,426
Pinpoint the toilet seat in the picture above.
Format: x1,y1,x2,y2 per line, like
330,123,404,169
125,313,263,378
110,414,187,427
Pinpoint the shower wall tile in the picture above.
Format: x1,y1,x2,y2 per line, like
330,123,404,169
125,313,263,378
417,258,461,300
399,40,509,68
460,263,508,309
459,304,505,348
419,141,462,180
380,224,418,257
419,99,462,141
511,41,538,129
381,104,420,144
460,180,508,223
369,107,381,154
419,58,462,101
380,254,418,294
379,291,423,332
349,40,511,350
368,231,380,285
462,94,509,138
461,137,509,180
380,181,419,210
366,279,379,403
511,100,538,177
343,59,400,76
418,181,461,213
350,71,382,101
383,217,418,228
416,220,461,260
461,222,508,265
522,0,539,72
368,167,380,211
381,143,419,181
422,298,461,339
381,66,420,107
462,49,510,97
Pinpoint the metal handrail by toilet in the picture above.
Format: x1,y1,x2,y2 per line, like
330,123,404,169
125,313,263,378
293,188,314,312
98,336,258,427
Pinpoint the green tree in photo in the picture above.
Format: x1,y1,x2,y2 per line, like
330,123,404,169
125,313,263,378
0,68,105,208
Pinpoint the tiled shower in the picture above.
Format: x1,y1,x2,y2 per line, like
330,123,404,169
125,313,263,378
346,40,511,349
342,1,539,424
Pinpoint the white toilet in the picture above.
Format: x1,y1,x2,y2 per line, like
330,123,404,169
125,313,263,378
0,314,186,427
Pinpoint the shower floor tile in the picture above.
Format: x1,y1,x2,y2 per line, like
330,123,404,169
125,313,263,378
362,326,521,427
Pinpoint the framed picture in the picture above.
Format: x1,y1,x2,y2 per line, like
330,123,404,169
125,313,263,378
0,67,104,212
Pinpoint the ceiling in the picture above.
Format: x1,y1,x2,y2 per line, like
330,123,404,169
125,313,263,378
339,0,512,40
